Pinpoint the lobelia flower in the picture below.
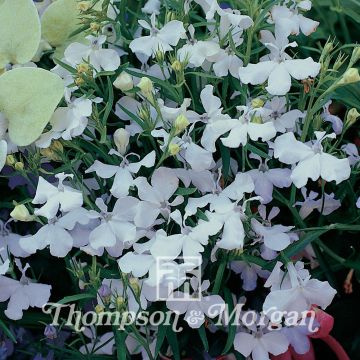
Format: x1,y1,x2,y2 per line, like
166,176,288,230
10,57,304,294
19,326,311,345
246,153,292,204
238,30,321,95
294,187,341,219
273,131,351,188
0,260,51,320
79,327,114,355
342,143,360,166
142,0,161,15
86,197,139,257
177,25,221,68
263,262,336,319
20,207,90,257
166,278,225,328
64,35,121,72
134,167,184,228
234,318,289,360
321,101,343,135
129,13,186,58
270,2,319,37
86,150,156,198
210,46,244,78
230,260,270,291
32,173,83,219
263,96,306,133
188,85,237,152
221,105,277,148
251,205,296,252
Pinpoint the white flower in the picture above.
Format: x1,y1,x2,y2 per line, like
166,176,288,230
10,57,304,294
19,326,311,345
211,47,243,78
321,101,343,135
32,173,83,219
238,30,320,95
129,14,185,58
86,150,156,198
177,25,220,68
80,328,114,355
247,153,292,204
273,131,351,188
221,105,277,148
87,198,139,256
342,143,360,166
218,7,253,41
142,0,161,15
294,188,341,219
20,208,89,257
134,167,183,228
166,278,225,328
0,260,51,320
188,85,237,152
64,35,121,72
263,262,336,317
234,323,289,360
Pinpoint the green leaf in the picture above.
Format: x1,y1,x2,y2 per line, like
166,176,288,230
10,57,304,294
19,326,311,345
220,143,230,180
0,68,64,146
0,0,41,68
57,293,95,305
198,325,209,352
154,324,167,357
245,144,271,159
175,187,197,196
0,318,16,343
166,326,180,360
222,288,236,355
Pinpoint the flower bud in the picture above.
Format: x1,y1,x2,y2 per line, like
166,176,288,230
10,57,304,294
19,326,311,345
174,114,189,135
155,50,165,64
168,143,181,156
74,77,85,86
251,115,263,124
116,296,126,310
10,204,33,222
129,277,140,295
251,98,264,108
90,22,101,32
350,46,360,66
138,77,154,100
338,68,360,85
114,128,130,155
99,284,112,298
41,141,63,162
77,63,90,74
14,162,24,171
113,72,133,92
5,155,16,166
95,304,105,314
44,325,57,340
345,108,360,127
77,1,91,11
171,60,182,72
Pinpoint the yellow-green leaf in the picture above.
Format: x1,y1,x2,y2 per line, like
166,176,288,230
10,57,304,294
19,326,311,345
0,0,41,68
0,68,64,146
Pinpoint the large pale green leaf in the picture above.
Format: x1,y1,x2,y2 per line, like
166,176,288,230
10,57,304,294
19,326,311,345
0,0,41,68
0,68,64,146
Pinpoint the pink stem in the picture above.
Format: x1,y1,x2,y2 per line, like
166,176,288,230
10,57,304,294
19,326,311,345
321,335,350,360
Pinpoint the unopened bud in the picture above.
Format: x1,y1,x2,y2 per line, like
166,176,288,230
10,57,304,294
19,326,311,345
171,60,182,72
251,116,263,124
251,98,264,108
346,108,360,127
95,304,105,314
155,50,165,64
14,162,24,171
350,46,360,66
77,63,90,74
138,77,154,100
10,204,33,222
44,325,57,340
113,72,133,92
338,68,360,85
5,155,16,166
114,128,130,155
74,77,85,86
77,1,91,11
129,277,140,295
168,143,181,156
174,114,189,135
116,296,126,310
90,22,101,32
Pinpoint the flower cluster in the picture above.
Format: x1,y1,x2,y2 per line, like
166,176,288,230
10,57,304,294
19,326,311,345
0,0,359,359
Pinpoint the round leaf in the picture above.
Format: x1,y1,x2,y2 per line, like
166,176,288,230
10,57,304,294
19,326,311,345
0,0,41,68
0,68,65,146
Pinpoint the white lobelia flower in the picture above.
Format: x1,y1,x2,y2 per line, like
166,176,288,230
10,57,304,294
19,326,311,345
142,0,161,15
234,319,289,360
238,30,320,95
188,85,237,152
221,105,277,148
263,96,306,133
80,328,114,355
270,3,319,37
294,188,341,219
86,150,156,198
273,131,351,188
87,198,139,257
36,97,97,148
263,262,336,318
210,46,244,78
32,173,83,219
20,208,90,258
64,35,121,72
133,167,184,228
251,205,296,252
166,278,225,329
321,101,343,135
177,25,221,68
247,153,292,204
342,143,360,166
230,260,270,291
0,260,51,320
129,13,186,58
